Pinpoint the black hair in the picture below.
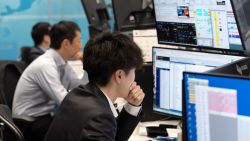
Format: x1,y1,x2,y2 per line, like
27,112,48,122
50,21,81,49
31,22,51,46
83,32,144,86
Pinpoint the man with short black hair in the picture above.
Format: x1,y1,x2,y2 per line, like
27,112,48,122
13,21,88,141
28,22,51,64
44,32,145,141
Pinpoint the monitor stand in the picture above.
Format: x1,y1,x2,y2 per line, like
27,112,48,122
119,9,155,31
88,22,110,38
142,0,153,9
131,9,155,25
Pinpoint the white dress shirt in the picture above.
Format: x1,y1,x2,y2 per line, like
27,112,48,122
12,49,88,117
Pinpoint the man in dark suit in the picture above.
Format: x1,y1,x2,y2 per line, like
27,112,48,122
29,22,51,63
25,22,51,65
44,32,145,141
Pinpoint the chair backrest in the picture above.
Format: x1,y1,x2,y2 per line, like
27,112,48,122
20,47,32,65
0,61,27,109
0,104,25,141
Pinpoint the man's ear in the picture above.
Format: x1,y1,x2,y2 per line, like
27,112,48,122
61,39,70,49
114,69,123,84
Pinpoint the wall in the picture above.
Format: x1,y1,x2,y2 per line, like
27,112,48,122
0,0,113,60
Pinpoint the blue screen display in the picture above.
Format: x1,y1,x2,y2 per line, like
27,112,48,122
184,72,250,141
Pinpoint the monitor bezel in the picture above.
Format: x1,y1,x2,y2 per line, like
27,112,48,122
152,0,246,52
182,71,250,141
230,0,249,51
152,46,246,57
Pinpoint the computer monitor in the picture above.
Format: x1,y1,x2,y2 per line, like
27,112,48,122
208,57,250,76
152,47,245,117
183,72,250,141
153,0,244,51
231,0,250,51
112,0,155,31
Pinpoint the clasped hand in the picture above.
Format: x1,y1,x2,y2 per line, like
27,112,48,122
125,82,145,106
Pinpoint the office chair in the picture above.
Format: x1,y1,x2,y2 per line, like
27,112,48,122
0,104,25,141
20,46,32,65
0,61,27,109
0,61,35,141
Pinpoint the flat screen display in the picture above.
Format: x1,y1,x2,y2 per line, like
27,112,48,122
152,47,245,117
153,0,244,51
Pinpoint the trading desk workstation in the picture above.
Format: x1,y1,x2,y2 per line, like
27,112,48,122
74,0,250,140
4,0,250,140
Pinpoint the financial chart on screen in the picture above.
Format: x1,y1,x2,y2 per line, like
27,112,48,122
153,0,244,51
152,47,244,117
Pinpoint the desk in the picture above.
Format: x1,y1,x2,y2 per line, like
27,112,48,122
129,120,182,141
113,99,182,140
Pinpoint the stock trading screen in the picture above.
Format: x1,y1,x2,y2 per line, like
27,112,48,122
154,0,244,51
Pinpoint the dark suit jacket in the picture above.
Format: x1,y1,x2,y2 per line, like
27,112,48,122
28,46,45,64
44,83,142,141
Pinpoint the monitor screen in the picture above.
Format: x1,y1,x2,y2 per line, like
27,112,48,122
112,0,155,31
152,47,245,117
183,72,250,141
153,0,244,51
231,0,250,51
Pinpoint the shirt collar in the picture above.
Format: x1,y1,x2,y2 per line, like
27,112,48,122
38,45,47,52
101,91,118,118
47,49,66,67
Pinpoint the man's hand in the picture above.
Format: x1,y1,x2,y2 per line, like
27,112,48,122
72,51,83,60
125,82,145,106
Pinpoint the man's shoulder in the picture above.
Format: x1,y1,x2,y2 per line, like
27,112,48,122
30,47,43,54
65,85,106,104
44,85,116,141
23,54,56,76
31,52,56,67
63,84,111,114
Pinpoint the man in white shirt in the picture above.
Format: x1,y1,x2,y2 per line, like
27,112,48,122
44,32,145,141
12,21,88,141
